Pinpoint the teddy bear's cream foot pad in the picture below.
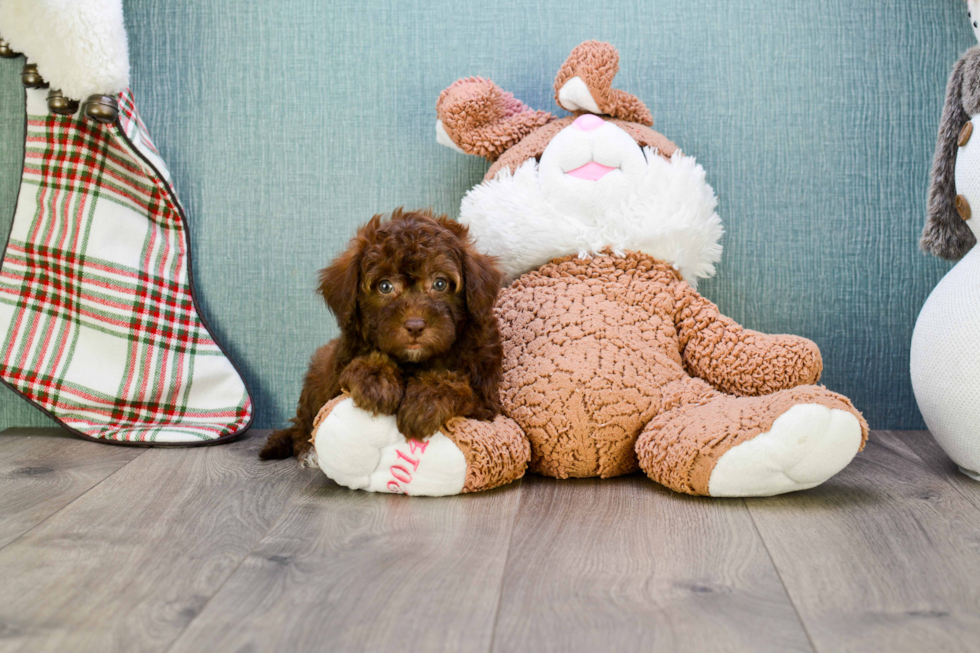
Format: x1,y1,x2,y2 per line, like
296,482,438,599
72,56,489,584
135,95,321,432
313,398,467,496
958,466,980,482
636,385,868,496
707,404,863,497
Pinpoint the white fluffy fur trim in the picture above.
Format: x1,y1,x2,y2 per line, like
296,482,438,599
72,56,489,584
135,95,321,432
459,149,724,288
0,0,129,99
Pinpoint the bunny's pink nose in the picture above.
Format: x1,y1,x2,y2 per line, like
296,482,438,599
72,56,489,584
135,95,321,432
572,114,604,131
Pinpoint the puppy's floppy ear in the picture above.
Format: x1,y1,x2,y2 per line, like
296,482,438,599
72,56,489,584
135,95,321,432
463,246,503,323
439,217,503,323
318,215,380,332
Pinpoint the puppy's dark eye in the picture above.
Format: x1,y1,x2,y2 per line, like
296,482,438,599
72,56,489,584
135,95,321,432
432,278,448,292
378,280,394,294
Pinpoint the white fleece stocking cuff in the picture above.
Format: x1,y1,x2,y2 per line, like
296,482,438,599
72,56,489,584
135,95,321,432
0,0,129,100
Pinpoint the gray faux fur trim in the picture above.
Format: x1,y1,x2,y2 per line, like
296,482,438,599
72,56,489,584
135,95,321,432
961,48,980,116
922,48,980,260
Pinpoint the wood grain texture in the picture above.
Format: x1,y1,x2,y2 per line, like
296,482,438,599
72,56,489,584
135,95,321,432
0,428,143,550
491,475,812,653
0,430,313,653
2,429,979,652
893,430,980,514
747,431,980,652
167,475,523,653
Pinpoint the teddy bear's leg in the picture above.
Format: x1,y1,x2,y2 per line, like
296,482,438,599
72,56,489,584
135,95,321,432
310,396,529,496
636,384,868,497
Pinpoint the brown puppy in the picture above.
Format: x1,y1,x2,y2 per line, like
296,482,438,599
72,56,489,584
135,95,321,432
259,208,503,463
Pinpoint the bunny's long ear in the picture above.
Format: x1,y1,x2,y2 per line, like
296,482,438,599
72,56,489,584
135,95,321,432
436,77,553,162
554,40,653,126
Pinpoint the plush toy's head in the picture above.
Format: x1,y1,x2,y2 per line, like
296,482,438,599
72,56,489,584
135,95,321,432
969,0,980,43
437,41,723,287
318,209,501,364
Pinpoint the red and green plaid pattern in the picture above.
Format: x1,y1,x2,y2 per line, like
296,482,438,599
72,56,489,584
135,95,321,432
0,87,252,443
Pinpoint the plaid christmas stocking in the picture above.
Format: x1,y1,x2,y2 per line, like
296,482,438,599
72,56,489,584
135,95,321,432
0,86,253,444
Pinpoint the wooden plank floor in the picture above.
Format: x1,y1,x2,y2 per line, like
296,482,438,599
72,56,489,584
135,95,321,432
0,428,978,653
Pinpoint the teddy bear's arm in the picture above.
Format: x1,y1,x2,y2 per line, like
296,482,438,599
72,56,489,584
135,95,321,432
922,53,976,260
673,282,823,397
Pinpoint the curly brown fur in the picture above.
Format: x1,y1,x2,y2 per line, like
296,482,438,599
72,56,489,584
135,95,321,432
259,208,504,462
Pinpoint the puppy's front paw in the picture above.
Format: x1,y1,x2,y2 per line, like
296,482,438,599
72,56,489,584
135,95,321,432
397,371,470,440
397,402,452,441
349,379,404,416
340,352,404,415
469,406,498,422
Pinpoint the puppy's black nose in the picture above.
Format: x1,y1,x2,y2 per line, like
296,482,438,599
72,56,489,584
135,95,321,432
404,318,427,337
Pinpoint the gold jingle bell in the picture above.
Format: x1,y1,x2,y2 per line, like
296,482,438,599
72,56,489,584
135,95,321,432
47,89,79,116
21,63,48,89
82,94,119,124
0,38,19,59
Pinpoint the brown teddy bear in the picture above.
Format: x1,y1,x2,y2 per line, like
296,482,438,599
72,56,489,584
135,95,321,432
310,41,868,497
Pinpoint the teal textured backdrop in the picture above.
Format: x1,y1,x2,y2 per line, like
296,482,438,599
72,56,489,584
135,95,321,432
0,0,969,431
